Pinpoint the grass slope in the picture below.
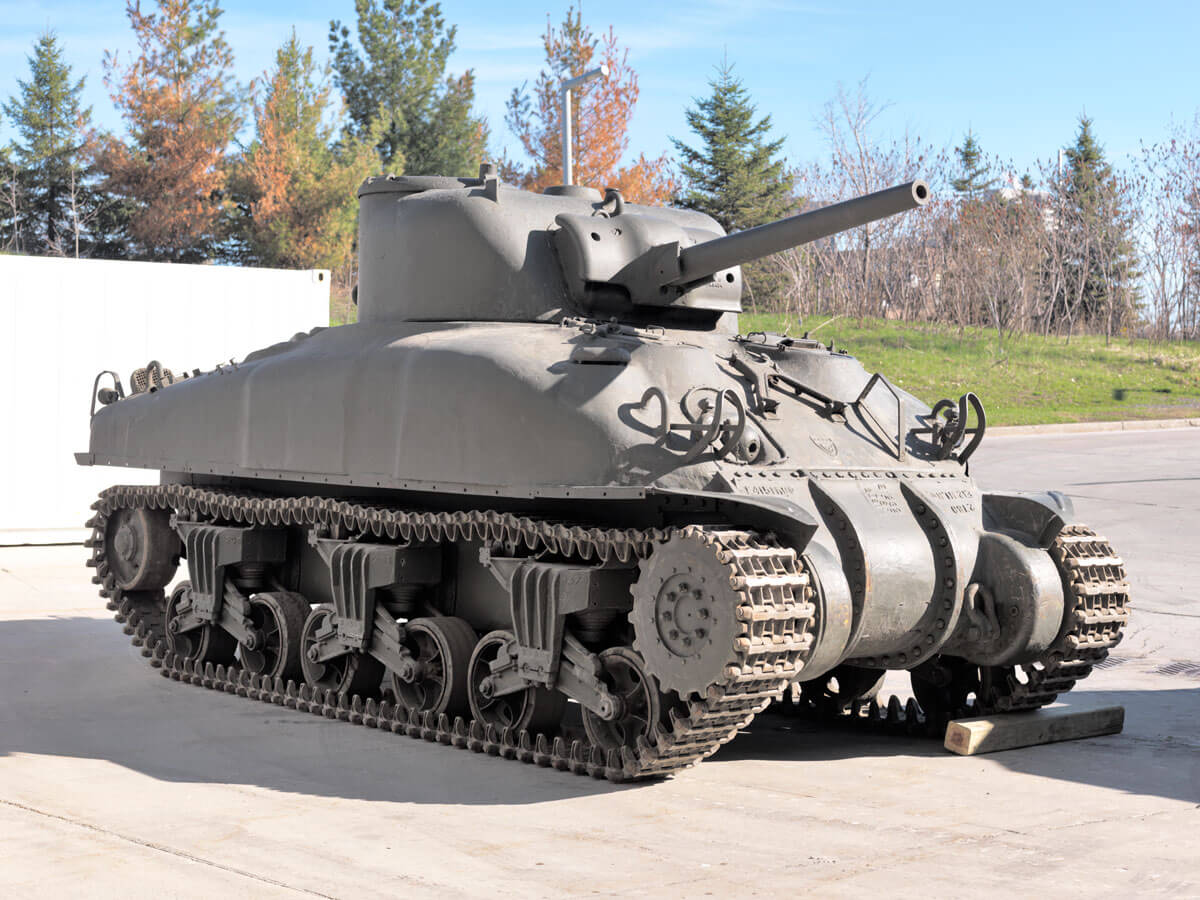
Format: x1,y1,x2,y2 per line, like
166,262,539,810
330,293,356,327
741,313,1200,426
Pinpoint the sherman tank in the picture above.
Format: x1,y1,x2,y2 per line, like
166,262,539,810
79,165,1129,781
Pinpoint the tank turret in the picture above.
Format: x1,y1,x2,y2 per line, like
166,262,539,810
356,165,927,328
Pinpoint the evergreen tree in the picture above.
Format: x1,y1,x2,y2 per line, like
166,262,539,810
951,130,995,195
671,61,792,233
670,61,792,310
329,0,486,174
2,31,97,256
0,122,18,251
97,0,246,262
1059,115,1139,333
228,32,379,270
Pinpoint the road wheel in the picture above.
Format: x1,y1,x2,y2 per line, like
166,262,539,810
468,630,565,734
299,604,383,696
239,591,309,681
165,581,236,664
582,646,664,753
390,616,477,716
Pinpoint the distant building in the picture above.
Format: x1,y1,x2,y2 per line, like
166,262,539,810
988,171,1052,205
987,172,1057,229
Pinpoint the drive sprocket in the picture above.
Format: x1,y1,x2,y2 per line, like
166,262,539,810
629,527,817,699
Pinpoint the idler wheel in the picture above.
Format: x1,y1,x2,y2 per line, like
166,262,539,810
165,581,236,664
799,664,886,712
468,630,565,733
239,591,309,681
104,507,179,590
390,616,477,716
299,604,384,696
581,647,664,753
629,532,742,698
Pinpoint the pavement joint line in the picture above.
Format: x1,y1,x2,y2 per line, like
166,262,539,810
1038,807,1184,832
0,797,337,898
989,417,1200,437
1058,492,1193,512
1134,608,1200,620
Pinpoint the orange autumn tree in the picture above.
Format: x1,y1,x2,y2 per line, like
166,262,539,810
98,0,245,261
228,33,378,270
503,7,673,204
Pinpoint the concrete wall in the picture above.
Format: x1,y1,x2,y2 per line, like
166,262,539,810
0,254,330,544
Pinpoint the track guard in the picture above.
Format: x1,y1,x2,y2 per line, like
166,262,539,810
652,488,819,552
983,491,1076,546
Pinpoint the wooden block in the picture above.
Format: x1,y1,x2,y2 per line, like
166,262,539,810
944,706,1125,756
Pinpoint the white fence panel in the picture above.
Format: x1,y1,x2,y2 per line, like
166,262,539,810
0,255,330,544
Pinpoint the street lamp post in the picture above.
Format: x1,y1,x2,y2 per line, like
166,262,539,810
560,65,608,186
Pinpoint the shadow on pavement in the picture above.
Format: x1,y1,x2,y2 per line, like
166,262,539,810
3,616,1198,806
714,690,1200,805
0,616,623,805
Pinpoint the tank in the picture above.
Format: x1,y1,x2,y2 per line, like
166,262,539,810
79,165,1129,781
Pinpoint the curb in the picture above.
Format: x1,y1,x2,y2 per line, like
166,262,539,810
989,417,1200,437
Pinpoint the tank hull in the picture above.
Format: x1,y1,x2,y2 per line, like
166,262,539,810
84,320,954,494
82,317,1104,678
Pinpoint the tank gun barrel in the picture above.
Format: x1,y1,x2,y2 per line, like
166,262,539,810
671,180,929,285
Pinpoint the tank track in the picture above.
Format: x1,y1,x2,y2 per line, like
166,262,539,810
783,524,1130,735
85,484,813,782
981,524,1130,711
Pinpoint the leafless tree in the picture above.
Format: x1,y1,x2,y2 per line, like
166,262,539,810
1139,116,1200,339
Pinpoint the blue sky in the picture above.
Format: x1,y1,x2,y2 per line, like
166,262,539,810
2,0,1198,180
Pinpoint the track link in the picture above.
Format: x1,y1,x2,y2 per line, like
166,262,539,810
86,485,809,782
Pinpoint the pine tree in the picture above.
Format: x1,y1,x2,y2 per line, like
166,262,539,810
228,32,379,270
671,60,791,232
1059,115,1139,335
669,61,792,310
502,7,674,204
0,117,19,251
97,0,246,262
2,31,96,256
329,0,486,175
951,130,995,195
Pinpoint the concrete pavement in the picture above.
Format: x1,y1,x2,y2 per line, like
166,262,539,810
1,429,1198,898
